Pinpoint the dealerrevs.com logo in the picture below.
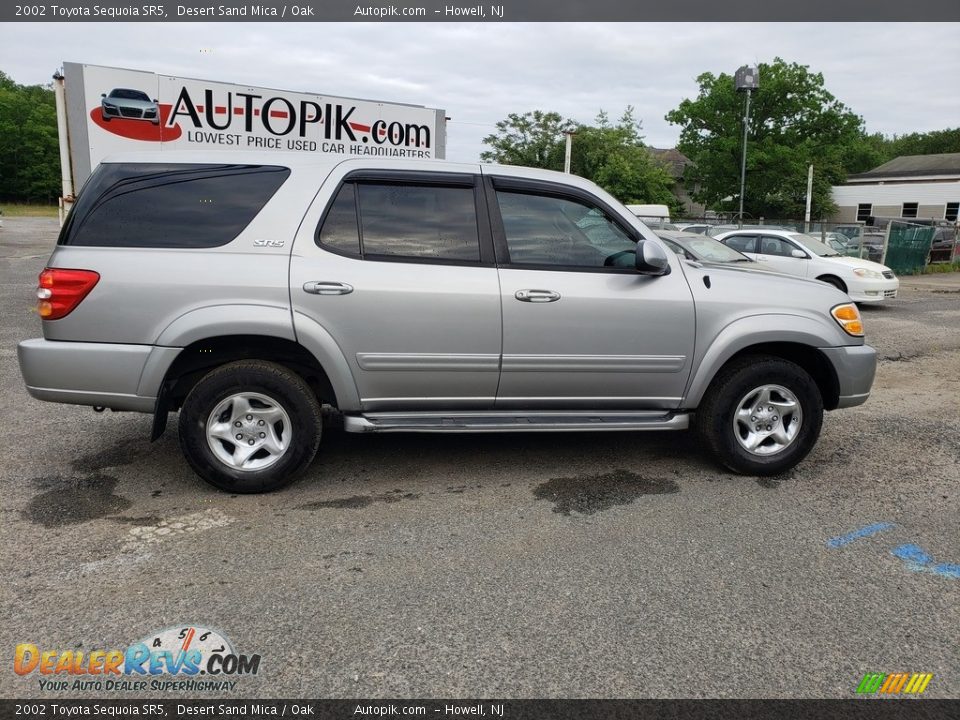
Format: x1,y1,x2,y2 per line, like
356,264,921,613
14,626,261,693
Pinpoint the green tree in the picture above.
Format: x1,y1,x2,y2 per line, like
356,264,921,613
482,107,677,209
569,108,677,209
480,110,573,170
666,58,867,219
0,70,61,203
885,128,960,158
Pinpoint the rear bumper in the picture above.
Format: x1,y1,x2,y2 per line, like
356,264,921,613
17,339,179,413
819,344,877,409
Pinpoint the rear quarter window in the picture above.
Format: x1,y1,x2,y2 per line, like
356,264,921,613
60,163,290,248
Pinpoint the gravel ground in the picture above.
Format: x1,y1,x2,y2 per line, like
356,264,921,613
1,217,957,699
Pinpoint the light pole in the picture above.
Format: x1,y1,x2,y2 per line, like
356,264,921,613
734,66,759,228
563,131,575,174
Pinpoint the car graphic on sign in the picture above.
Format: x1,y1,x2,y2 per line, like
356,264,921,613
101,88,160,125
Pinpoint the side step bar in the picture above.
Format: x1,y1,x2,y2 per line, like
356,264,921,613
343,410,689,434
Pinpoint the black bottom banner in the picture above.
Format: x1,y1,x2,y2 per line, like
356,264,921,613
3,699,958,720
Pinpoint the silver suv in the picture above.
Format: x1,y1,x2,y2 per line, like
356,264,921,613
18,153,876,493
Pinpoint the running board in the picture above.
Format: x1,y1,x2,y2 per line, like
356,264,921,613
343,410,689,434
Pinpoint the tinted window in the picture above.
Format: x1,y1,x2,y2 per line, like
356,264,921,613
497,191,635,268
759,236,796,257
356,184,480,261
61,163,290,248
722,234,756,253
317,183,361,255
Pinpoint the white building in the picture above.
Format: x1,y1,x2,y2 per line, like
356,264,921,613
829,153,960,224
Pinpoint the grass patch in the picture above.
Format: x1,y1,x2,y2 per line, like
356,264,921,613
1,203,59,218
897,260,960,276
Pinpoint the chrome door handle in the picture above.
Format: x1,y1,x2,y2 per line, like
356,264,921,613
303,281,353,295
515,289,560,303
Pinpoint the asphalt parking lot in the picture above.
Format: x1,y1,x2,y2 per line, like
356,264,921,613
2,217,958,699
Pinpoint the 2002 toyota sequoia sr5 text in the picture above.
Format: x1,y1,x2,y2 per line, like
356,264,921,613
18,152,877,493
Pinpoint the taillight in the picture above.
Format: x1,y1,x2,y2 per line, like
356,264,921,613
36,268,100,320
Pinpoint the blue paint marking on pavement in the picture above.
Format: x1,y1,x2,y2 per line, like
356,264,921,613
891,543,932,569
892,544,960,579
825,522,895,548
932,564,960,579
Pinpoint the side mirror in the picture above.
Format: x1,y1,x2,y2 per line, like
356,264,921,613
791,249,808,259
635,240,671,276
153,99,159,103
101,93,106,98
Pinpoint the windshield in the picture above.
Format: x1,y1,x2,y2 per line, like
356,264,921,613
110,89,151,101
687,237,752,262
789,233,840,257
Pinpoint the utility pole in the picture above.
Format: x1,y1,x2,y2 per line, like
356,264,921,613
804,164,814,233
734,66,759,229
563,131,575,174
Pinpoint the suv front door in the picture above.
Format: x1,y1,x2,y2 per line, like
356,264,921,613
486,175,696,410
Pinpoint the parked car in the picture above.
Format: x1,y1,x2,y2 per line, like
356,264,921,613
707,223,795,237
674,223,713,235
714,228,899,303
18,153,877,492
100,88,160,125
655,230,761,267
929,226,959,263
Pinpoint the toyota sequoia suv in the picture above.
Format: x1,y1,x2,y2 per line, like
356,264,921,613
18,153,877,493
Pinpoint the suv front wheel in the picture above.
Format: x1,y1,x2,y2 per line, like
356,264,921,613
696,355,824,476
178,360,322,493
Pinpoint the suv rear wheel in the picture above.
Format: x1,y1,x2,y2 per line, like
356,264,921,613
178,360,322,493
696,355,823,476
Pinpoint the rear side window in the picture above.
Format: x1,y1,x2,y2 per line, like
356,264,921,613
723,234,756,253
60,163,290,248
316,181,481,263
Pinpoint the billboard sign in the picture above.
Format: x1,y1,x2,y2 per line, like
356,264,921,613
62,62,446,188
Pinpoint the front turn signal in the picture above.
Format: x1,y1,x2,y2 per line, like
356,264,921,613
831,303,864,337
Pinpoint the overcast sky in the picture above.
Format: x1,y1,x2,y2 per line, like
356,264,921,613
2,22,958,163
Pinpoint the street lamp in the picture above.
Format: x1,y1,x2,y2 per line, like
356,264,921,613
734,65,759,229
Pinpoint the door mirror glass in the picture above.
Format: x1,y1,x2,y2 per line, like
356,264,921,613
636,240,671,275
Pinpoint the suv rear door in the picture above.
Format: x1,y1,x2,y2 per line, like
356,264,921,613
291,165,502,412
484,174,696,410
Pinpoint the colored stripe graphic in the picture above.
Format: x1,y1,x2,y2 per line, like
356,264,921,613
857,673,933,695
856,673,885,693
826,522,894,548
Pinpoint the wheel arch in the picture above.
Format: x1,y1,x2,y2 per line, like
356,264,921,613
815,274,848,293
685,316,845,412
150,334,343,440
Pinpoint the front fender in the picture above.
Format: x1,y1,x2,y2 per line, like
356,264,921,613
684,313,849,408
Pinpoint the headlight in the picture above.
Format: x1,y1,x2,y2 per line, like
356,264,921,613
831,303,864,337
853,268,882,279
103,103,117,109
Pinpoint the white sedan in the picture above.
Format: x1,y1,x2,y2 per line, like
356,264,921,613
714,228,899,304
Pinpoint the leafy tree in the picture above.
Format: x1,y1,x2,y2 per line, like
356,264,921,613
480,110,573,170
482,107,676,209
885,128,960,159
569,108,677,209
0,70,61,203
666,58,867,219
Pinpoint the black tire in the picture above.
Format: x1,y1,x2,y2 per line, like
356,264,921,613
695,355,823,476
178,360,322,493
818,275,847,293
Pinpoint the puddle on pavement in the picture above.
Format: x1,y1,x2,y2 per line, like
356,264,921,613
23,474,132,527
298,490,420,510
70,444,138,473
533,469,679,516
